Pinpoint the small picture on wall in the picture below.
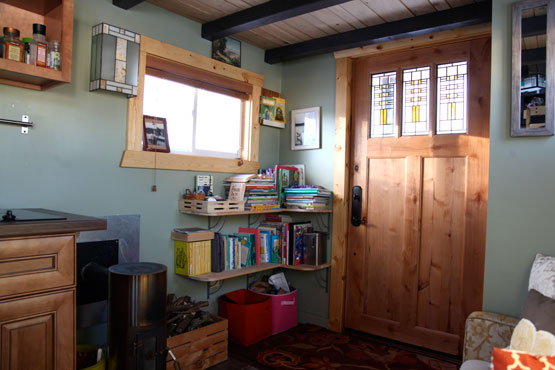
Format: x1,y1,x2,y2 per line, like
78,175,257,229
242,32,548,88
212,37,241,67
143,115,170,152
291,107,321,150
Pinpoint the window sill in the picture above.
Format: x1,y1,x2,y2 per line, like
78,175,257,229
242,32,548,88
120,150,260,173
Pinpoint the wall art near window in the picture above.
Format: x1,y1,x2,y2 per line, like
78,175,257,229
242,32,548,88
143,115,170,153
291,107,321,150
212,37,241,67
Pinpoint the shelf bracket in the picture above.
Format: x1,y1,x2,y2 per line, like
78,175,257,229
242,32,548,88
206,280,223,299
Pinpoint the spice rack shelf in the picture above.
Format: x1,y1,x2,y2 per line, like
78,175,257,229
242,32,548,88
0,0,73,90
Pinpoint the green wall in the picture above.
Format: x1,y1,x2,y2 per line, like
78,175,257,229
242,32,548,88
0,0,283,318
483,0,555,317
279,54,337,326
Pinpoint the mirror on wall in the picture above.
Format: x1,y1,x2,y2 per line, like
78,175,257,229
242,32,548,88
512,0,555,136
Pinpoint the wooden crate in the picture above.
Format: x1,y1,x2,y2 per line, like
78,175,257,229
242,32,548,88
179,199,244,214
166,315,228,370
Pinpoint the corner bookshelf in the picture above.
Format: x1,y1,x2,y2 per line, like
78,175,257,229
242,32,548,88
176,200,332,297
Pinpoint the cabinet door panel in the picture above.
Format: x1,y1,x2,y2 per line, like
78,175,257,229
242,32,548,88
0,290,74,370
0,235,75,298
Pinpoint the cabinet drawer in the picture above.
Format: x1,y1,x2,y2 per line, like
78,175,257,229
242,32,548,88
0,235,75,298
0,289,75,370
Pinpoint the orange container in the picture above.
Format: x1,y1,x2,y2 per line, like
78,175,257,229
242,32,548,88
219,289,272,346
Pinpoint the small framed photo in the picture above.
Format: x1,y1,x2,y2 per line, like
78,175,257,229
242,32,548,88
143,115,170,152
291,107,321,150
212,37,241,67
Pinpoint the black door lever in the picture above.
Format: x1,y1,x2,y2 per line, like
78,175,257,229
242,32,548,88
351,186,362,227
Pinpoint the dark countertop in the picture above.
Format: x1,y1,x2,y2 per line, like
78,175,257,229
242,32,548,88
0,208,107,238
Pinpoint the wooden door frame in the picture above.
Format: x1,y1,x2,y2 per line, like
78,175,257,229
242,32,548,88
329,23,492,332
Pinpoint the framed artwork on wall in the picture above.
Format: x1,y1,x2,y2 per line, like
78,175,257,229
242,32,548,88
143,115,170,152
212,37,241,67
291,107,321,150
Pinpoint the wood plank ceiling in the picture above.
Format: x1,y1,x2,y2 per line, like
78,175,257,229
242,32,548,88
143,0,489,63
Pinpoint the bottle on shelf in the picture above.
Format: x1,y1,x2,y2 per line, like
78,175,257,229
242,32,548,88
3,27,23,63
48,40,61,70
23,38,37,66
33,23,48,68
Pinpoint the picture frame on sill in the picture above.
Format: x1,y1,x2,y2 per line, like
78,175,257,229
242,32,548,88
212,37,241,67
291,107,321,150
143,115,170,153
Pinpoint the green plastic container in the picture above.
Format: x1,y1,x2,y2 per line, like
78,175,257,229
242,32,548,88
76,344,105,370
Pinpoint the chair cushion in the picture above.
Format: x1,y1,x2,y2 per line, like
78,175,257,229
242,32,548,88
528,253,555,300
521,289,555,335
491,347,555,369
460,360,490,370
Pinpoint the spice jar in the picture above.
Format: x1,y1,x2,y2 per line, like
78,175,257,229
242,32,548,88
22,38,37,65
3,27,23,62
48,40,61,70
33,23,47,67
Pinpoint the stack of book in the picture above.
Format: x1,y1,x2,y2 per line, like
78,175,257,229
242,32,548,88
172,228,214,276
224,174,279,211
283,186,332,210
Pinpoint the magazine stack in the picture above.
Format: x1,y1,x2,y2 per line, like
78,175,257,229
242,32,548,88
283,186,332,210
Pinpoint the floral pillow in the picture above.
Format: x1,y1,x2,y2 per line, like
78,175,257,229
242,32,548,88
528,253,555,300
491,347,555,370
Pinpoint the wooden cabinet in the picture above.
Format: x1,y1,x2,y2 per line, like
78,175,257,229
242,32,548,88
0,209,107,370
0,290,74,370
0,0,74,90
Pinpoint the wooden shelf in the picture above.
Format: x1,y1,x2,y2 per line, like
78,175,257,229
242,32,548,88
179,208,332,217
0,0,73,90
185,263,331,282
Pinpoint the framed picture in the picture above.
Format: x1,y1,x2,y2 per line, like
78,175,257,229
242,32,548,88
212,37,241,67
143,115,170,152
291,107,321,150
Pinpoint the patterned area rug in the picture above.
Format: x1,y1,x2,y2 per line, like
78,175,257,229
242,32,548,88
233,324,459,370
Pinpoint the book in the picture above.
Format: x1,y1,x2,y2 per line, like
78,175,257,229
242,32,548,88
228,182,246,201
224,174,258,183
172,228,215,242
288,221,312,265
275,165,300,207
236,232,255,267
238,227,261,265
174,240,211,276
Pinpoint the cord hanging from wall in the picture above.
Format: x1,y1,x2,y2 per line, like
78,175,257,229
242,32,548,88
152,149,157,192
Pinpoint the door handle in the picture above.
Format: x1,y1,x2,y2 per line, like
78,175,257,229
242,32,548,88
351,186,362,227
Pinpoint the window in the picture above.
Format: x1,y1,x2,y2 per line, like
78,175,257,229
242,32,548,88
370,71,397,138
143,75,243,158
121,35,264,173
402,66,430,136
369,61,468,138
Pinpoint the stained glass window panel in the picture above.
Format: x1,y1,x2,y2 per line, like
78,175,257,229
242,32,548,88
437,61,468,134
402,66,430,136
371,71,396,138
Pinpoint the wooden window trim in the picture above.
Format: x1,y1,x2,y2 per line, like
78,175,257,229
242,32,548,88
120,35,264,173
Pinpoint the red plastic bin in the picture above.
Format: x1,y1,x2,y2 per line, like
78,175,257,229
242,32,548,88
219,289,272,346
251,289,298,334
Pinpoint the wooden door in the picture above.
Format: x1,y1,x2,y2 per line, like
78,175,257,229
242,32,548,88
0,290,75,370
344,38,491,355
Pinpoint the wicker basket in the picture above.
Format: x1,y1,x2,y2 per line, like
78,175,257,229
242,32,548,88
183,189,206,201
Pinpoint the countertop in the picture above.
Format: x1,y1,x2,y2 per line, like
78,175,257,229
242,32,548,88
0,208,107,238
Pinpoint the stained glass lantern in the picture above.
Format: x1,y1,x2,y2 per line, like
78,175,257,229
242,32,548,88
90,23,140,97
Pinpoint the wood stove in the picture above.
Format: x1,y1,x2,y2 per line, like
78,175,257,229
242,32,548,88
108,263,167,370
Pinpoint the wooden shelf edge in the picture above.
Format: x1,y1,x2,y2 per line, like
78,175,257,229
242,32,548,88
182,262,330,282
179,208,332,217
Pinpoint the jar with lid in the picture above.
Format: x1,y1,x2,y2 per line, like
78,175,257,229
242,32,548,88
3,27,23,62
33,23,47,67
48,41,61,70
22,38,37,65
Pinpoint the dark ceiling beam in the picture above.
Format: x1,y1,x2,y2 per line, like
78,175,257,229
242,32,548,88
522,15,547,38
113,0,144,10
202,0,352,41
265,0,492,64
